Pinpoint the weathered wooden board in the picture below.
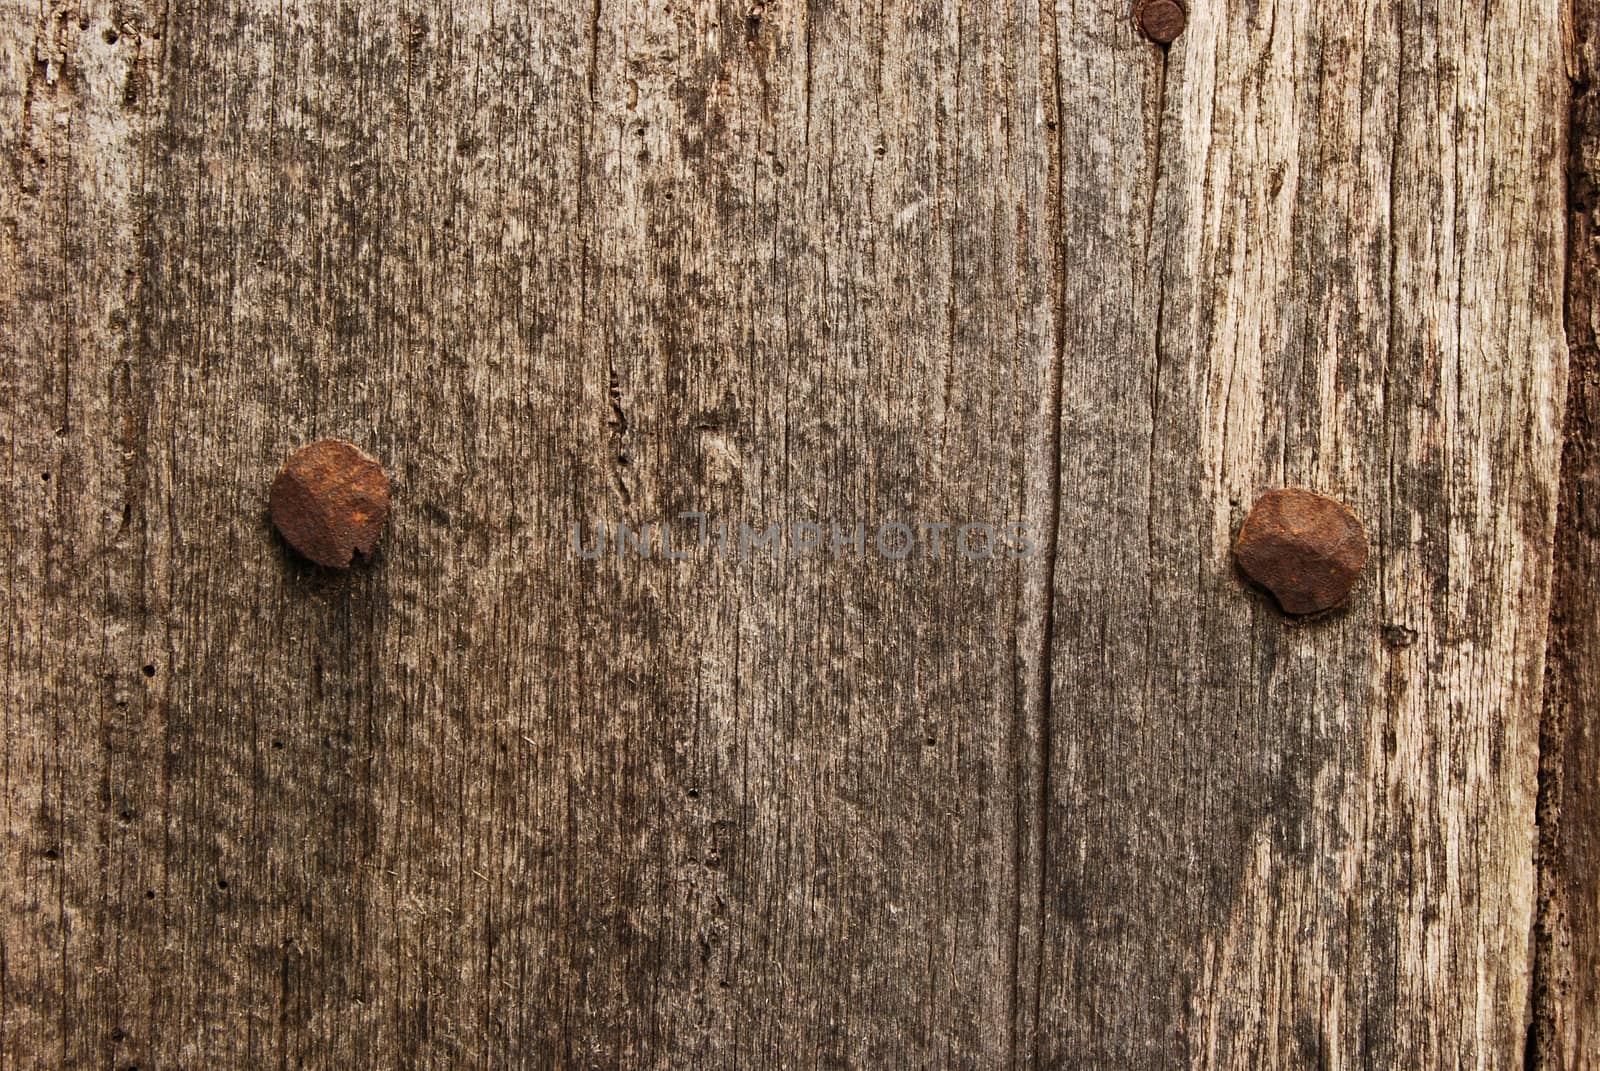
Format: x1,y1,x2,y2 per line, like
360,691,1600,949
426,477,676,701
1027,3,1569,1068
1536,1,1600,1066
0,0,1575,1068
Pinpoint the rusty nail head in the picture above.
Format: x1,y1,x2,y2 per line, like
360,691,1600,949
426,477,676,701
270,439,390,568
1234,488,1368,615
1138,0,1187,44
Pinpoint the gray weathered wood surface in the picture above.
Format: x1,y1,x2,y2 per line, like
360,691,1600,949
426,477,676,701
0,0,1580,1067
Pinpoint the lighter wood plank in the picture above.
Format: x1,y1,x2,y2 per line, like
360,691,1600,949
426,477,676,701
1031,2,1567,1067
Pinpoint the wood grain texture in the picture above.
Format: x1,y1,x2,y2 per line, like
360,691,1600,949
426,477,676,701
0,1,1570,1069
1031,2,1568,1068
1535,1,1600,1066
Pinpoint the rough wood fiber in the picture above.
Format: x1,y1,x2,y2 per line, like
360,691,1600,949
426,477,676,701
1534,1,1600,1066
1029,2,1567,1068
0,2,1570,1070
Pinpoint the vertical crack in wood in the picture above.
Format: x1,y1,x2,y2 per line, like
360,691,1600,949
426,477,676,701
1142,45,1169,724
1533,1,1600,1066
1011,5,1067,1067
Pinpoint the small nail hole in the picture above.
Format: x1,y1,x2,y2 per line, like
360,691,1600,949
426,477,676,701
142,664,156,677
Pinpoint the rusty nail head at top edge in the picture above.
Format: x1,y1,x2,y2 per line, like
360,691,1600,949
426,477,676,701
1138,0,1187,44
269,439,391,568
